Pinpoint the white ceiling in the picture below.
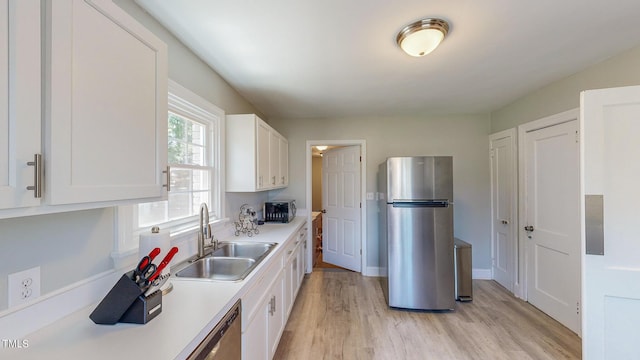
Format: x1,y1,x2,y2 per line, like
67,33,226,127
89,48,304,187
136,0,640,119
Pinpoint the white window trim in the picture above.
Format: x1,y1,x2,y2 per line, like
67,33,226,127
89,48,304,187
112,80,226,267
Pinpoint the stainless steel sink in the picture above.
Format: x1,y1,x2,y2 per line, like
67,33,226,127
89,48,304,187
212,242,275,260
175,257,256,281
174,241,277,281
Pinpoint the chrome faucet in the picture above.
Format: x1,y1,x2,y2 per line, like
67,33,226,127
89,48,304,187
198,202,212,258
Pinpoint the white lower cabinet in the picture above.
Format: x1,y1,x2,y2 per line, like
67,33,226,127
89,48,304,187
242,250,284,360
243,267,285,360
285,225,307,317
242,222,307,360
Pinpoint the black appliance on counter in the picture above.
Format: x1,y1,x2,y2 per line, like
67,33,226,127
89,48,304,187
264,200,296,223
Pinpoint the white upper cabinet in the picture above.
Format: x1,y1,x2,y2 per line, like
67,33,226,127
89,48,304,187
0,0,42,210
45,0,168,205
226,114,289,192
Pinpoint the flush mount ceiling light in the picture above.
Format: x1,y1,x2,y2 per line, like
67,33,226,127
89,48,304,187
315,145,328,151
396,18,449,57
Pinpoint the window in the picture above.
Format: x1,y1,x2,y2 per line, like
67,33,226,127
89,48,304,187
136,80,224,234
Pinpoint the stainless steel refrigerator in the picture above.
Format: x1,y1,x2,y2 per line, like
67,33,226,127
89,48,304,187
378,156,455,310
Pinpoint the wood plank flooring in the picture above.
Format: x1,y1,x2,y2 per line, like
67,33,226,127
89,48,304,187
274,270,581,360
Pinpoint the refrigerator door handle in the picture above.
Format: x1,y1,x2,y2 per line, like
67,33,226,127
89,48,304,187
392,200,449,208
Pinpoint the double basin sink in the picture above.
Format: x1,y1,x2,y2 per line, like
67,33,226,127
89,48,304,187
174,241,277,281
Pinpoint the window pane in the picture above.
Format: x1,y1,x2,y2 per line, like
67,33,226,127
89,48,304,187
188,144,205,166
193,169,210,191
192,191,210,214
190,121,205,146
139,201,169,227
171,168,192,191
168,192,191,220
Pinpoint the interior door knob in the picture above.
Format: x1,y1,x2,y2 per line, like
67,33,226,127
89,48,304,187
321,209,327,213
524,225,534,232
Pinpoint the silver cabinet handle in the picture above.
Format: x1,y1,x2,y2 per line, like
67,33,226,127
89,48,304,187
162,166,171,191
272,176,276,185
269,295,276,315
281,176,285,184
26,154,42,198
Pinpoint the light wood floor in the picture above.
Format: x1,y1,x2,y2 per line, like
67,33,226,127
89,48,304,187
274,270,581,360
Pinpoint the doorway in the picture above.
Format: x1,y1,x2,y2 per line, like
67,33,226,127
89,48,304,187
305,140,366,274
518,109,581,335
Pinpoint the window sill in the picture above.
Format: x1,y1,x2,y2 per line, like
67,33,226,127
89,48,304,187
111,217,233,270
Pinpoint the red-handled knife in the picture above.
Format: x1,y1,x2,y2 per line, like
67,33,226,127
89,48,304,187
148,247,179,282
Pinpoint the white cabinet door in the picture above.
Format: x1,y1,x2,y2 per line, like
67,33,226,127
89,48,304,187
0,0,41,209
243,268,285,360
284,242,298,316
243,302,268,360
267,270,285,359
269,131,279,188
279,136,289,186
297,227,307,287
257,120,271,190
46,0,168,205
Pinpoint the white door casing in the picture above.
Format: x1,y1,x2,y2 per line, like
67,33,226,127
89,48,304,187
582,85,640,359
322,146,362,272
519,109,581,334
490,129,517,294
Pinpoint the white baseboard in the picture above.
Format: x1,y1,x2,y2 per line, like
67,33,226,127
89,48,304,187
473,268,492,280
0,270,120,339
364,266,382,277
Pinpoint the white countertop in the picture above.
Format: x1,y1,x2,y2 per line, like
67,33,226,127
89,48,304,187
5,218,306,360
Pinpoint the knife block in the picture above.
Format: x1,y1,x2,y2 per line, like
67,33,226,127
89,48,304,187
119,290,162,324
89,270,162,325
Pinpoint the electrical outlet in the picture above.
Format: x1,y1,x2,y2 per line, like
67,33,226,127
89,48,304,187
8,266,41,307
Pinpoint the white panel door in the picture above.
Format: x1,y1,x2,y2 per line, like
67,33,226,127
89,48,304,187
582,85,640,359
0,0,41,209
47,0,167,204
322,146,361,272
521,112,581,334
490,129,516,293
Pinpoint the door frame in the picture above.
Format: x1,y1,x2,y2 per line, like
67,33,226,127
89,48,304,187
305,140,367,275
489,128,519,295
517,108,580,301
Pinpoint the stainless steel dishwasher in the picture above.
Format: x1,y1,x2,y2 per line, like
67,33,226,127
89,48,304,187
188,300,241,360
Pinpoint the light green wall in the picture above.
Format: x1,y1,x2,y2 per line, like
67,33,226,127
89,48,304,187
269,114,493,270
491,45,640,132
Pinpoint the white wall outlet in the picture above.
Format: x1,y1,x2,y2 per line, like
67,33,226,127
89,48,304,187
366,192,375,200
8,266,41,307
